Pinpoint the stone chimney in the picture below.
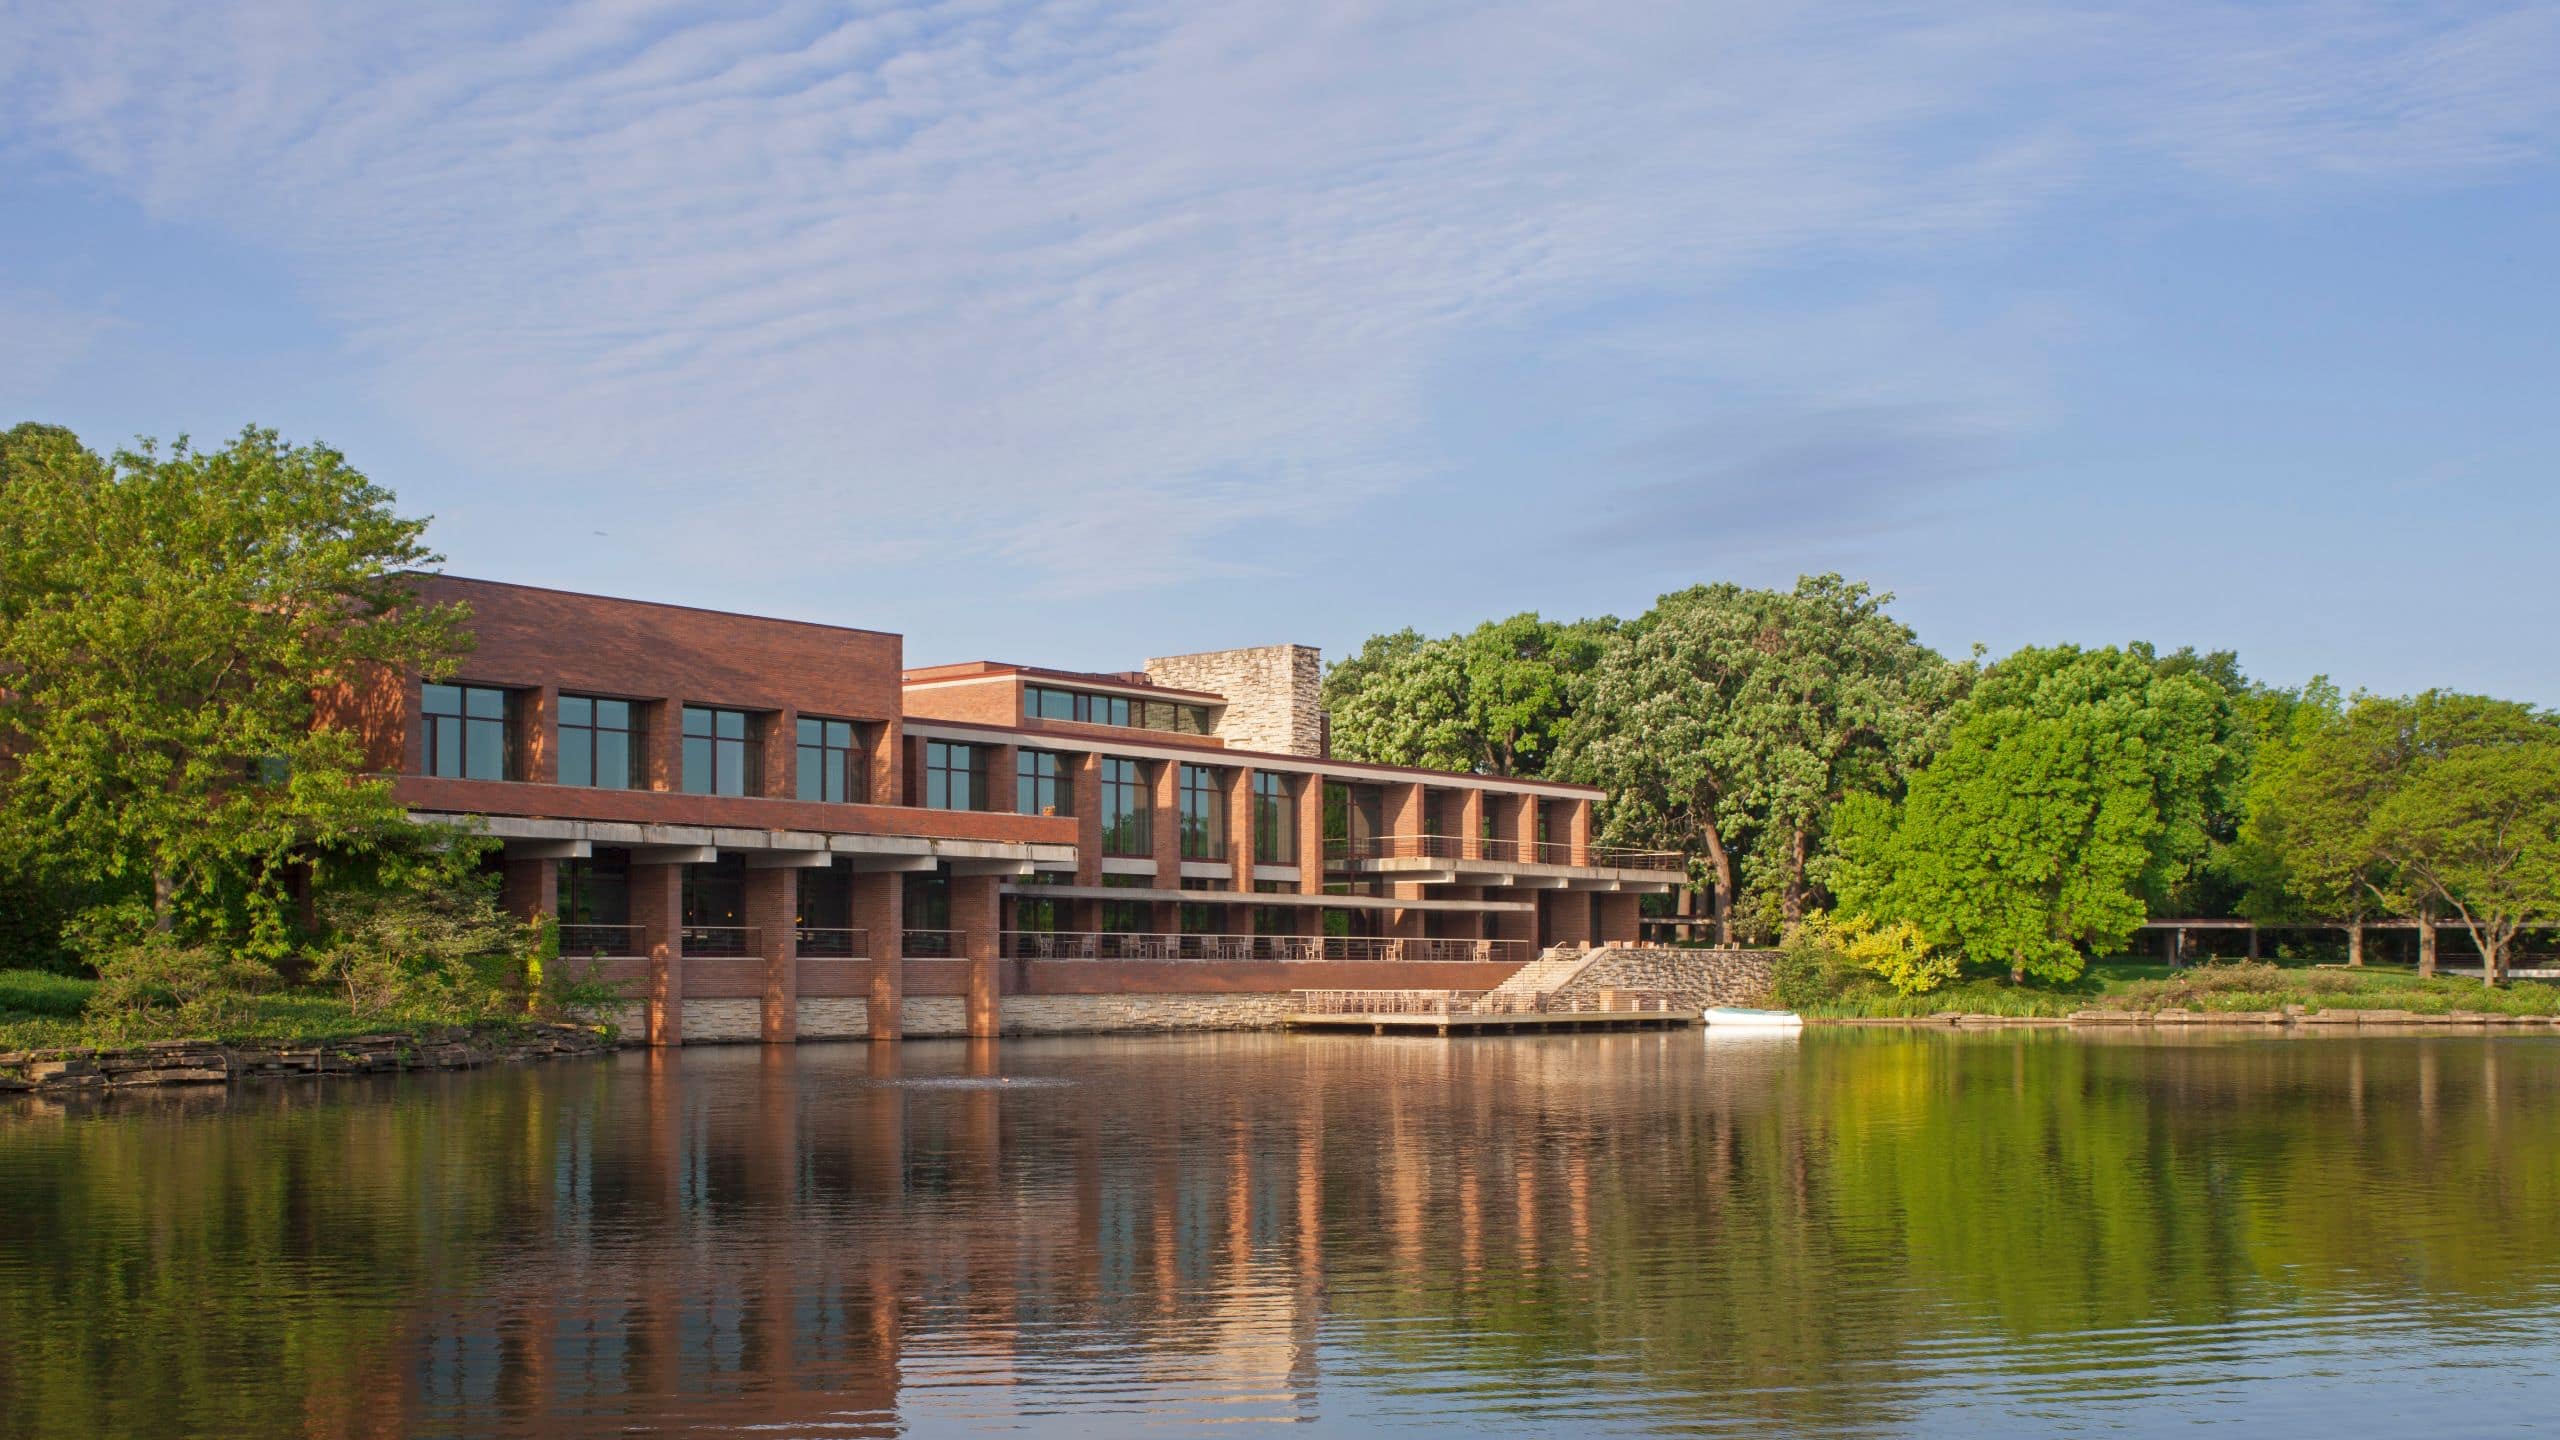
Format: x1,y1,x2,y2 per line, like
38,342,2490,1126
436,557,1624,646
1144,644,1324,757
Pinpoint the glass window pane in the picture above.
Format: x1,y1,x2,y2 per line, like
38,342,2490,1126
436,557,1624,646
716,743,744,795
683,707,711,737
716,710,746,740
422,683,458,715
798,717,822,746
926,770,948,809
827,720,852,747
465,718,505,780
596,732,629,790
466,687,506,719
796,748,822,801
826,752,847,802
558,694,592,726
433,721,459,777
560,728,593,787
597,699,629,729
684,737,713,792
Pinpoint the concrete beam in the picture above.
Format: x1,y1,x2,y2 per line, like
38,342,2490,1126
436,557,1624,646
839,852,938,873
502,838,591,861
744,849,835,870
629,844,718,865
947,857,1036,877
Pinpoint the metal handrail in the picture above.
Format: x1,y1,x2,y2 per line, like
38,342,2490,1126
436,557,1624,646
795,926,868,959
1322,834,1683,871
901,929,962,959
558,923,646,957
1288,986,1684,1016
1000,933,1531,964
680,925,760,958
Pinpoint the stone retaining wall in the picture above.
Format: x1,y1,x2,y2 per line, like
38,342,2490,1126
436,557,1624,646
1552,947,1778,1011
999,993,1289,1033
0,1023,614,1094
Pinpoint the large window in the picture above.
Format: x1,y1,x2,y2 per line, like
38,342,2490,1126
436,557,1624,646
1179,764,1228,860
1252,772,1296,860
421,682,510,780
557,850,630,926
1023,684,1210,735
1100,872,1153,933
796,717,866,803
1100,757,1151,856
924,741,986,811
682,706,759,796
1017,749,1074,817
558,695,641,789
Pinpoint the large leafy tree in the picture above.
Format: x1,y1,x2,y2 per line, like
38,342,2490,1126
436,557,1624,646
2250,691,2559,979
1559,575,1956,943
0,424,469,959
1324,614,1612,777
1830,645,2238,983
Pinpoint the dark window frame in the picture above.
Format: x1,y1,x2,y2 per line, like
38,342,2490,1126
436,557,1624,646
1252,771,1296,860
1016,749,1074,817
925,740,985,812
1179,764,1228,860
558,693,643,790
681,705,761,796
1100,757,1152,857
421,682,511,781
796,716,868,804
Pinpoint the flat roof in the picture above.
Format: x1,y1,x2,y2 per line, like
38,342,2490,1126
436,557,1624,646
901,660,1223,701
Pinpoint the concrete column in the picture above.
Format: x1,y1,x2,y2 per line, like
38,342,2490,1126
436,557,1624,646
854,870,904,1041
954,872,1003,1038
1454,789,1485,861
632,862,685,1046
747,865,799,1044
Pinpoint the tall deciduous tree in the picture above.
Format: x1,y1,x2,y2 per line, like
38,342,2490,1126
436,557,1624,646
1324,614,1611,777
1830,645,2238,983
0,424,469,958
1559,575,1955,943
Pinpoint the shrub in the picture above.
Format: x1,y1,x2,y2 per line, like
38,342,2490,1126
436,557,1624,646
308,881,523,1021
1778,911,1958,1003
83,930,281,1040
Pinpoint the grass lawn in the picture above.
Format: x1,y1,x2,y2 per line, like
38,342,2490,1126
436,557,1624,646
0,969,558,1053
1801,958,2560,1019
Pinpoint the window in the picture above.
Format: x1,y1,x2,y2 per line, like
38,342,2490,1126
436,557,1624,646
1179,764,1227,860
1100,757,1151,856
796,717,866,803
1017,749,1074,817
1252,772,1296,860
421,682,510,780
682,706,759,796
925,741,985,811
1021,683,1209,734
557,850,630,926
1101,872,1153,933
558,695,642,789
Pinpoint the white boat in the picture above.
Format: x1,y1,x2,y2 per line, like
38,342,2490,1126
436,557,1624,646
1703,1006,1804,1029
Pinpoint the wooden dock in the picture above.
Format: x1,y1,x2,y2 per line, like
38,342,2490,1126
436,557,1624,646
1281,988,1697,1035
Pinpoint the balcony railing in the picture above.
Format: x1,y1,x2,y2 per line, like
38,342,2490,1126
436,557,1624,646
680,925,759,958
795,926,868,959
901,929,961,959
1000,932,1530,964
1323,835,1684,871
558,923,646,957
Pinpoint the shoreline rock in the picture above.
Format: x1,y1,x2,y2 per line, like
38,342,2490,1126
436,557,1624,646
0,1022,618,1093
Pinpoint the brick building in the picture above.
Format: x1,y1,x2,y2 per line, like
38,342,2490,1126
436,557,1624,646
336,577,1684,1043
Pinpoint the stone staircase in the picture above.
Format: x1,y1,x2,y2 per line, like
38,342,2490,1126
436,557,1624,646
1485,945,1607,1003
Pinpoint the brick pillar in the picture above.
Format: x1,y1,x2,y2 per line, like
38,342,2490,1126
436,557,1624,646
515,686,560,784
1227,766,1256,875
1152,759,1181,934
1071,753,1104,885
1504,793,1538,863
1596,892,1641,945
499,855,557,924
632,861,684,1046
871,719,903,806
1541,890,1593,949
645,697,684,791
1566,798,1593,866
762,708,798,799
954,873,1003,1038
747,866,799,1044
1294,775,1325,889
853,870,904,1041
984,742,1018,813
1383,781,1426,857
1454,790,1485,861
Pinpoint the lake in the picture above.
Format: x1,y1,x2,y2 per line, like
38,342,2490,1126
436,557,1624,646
4,1029,2558,1437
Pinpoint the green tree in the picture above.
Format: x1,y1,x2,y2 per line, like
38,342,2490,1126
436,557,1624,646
1831,645,2238,983
1324,614,1612,777
1560,575,1956,942
2375,740,2560,982
0,424,469,960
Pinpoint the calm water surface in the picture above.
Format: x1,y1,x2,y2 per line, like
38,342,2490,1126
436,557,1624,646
5,1029,2560,1438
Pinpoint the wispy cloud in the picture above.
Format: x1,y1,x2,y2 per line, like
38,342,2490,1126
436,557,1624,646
1,1,2552,601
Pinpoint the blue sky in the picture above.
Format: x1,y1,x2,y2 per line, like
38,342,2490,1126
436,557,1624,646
4,2,2556,701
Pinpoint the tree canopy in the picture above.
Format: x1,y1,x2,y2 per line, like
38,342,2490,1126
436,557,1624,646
1323,613,1613,777
1559,575,1956,943
1823,645,2239,982
0,425,469,960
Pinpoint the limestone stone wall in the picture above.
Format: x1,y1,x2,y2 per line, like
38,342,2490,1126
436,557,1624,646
1552,947,1777,1011
999,993,1290,1034
797,997,869,1039
598,1002,647,1040
1144,644,1323,757
900,996,969,1037
682,998,763,1043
